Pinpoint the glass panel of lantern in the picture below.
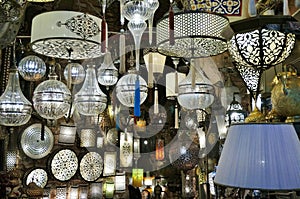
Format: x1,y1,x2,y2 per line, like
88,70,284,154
58,123,77,145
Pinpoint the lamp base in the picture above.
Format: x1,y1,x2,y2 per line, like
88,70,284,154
245,106,265,123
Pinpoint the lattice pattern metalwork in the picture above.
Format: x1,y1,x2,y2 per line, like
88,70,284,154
234,62,260,93
157,11,229,58
229,28,296,70
25,168,48,188
63,14,100,39
6,151,17,171
80,152,103,182
80,129,96,148
50,149,78,181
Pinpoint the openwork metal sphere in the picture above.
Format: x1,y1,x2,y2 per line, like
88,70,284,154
18,55,46,81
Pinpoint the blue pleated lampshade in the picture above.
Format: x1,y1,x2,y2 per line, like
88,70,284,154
214,123,300,190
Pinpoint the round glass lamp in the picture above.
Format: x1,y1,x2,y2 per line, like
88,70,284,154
74,65,107,116
0,70,32,126
178,59,214,110
33,69,71,120
115,71,147,107
18,55,46,81
97,51,118,89
63,62,85,85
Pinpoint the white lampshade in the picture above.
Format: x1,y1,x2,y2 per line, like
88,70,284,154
214,123,300,190
165,72,186,99
31,11,103,60
143,51,166,84
59,123,77,145
115,173,126,192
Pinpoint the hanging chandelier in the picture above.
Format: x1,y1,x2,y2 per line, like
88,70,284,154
0,45,32,127
30,11,103,60
228,16,296,71
33,65,72,120
156,8,229,58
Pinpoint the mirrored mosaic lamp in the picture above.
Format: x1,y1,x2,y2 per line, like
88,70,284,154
33,66,71,120
30,11,103,60
18,55,46,81
178,59,214,110
74,65,107,116
97,51,119,89
157,10,229,58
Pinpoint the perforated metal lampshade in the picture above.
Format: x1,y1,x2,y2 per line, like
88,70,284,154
157,11,229,58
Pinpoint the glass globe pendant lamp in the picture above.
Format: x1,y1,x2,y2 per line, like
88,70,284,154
178,59,215,110
63,62,85,86
33,66,71,120
115,70,147,108
146,0,159,45
74,65,107,116
18,55,46,82
0,69,32,126
97,51,118,89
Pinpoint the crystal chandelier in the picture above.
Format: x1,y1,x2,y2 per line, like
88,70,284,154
115,70,147,108
0,69,32,126
178,59,215,110
0,45,32,127
33,65,72,120
97,51,118,89
74,65,107,116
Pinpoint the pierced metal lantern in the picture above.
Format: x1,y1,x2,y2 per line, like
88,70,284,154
157,11,229,58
